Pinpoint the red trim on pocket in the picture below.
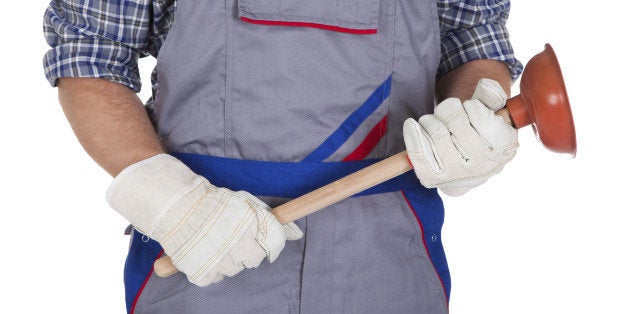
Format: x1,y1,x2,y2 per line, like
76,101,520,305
240,17,377,34
130,250,164,314
401,192,449,306
343,115,388,161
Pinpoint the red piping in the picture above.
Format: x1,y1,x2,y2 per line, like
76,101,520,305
130,250,165,314
240,17,377,34
401,192,450,307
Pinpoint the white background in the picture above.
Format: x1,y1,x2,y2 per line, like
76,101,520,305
1,1,626,313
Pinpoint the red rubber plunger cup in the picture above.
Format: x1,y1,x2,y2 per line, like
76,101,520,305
504,44,577,156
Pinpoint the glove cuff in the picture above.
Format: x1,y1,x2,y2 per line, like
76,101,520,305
106,154,207,236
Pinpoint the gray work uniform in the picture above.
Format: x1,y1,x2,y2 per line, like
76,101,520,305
125,0,449,313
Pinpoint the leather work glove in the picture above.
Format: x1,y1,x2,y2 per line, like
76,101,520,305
403,78,519,196
106,154,303,287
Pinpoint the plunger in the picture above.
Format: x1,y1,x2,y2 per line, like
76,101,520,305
496,44,576,156
153,43,577,277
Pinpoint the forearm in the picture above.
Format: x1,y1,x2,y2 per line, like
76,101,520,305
58,78,165,177
435,59,512,102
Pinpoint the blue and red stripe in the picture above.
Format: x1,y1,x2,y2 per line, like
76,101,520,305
302,75,392,162
343,115,388,161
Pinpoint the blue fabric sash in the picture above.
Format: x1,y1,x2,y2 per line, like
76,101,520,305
170,152,450,297
171,151,419,198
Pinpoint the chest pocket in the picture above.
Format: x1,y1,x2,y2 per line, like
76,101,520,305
238,0,380,34
227,0,391,161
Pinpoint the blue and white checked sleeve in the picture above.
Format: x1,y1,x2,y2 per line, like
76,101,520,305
437,0,523,80
42,0,175,92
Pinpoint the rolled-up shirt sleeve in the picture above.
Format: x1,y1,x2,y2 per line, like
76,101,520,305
43,0,170,92
437,0,523,80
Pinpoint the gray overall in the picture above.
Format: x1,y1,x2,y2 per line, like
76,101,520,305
127,0,449,313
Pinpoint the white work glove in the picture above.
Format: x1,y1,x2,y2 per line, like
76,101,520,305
106,154,303,287
403,78,518,196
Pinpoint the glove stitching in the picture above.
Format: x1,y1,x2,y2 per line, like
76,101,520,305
230,194,274,257
171,191,230,264
161,182,214,243
255,212,270,244
191,209,255,280
478,79,507,106
450,135,472,166
424,130,445,174
441,110,466,131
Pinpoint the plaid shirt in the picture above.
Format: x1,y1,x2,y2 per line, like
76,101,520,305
43,0,523,93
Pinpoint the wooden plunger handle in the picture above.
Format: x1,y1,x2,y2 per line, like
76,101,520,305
153,151,414,277
153,106,516,277
271,151,413,224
